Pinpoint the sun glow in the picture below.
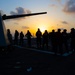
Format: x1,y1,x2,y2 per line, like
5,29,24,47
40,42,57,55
38,25,48,33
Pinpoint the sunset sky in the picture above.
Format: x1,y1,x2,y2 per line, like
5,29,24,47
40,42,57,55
0,0,75,36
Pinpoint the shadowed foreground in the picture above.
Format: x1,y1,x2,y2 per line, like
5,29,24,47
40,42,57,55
0,46,75,75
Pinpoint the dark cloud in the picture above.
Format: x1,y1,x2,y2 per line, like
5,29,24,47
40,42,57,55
10,7,31,15
63,0,75,14
61,21,68,24
22,26,29,29
10,7,31,20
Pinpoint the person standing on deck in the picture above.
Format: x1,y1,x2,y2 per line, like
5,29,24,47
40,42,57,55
62,29,69,53
14,30,19,45
70,28,75,52
36,28,42,48
7,29,13,45
56,29,63,55
49,29,57,54
25,30,32,47
19,31,24,46
42,30,49,49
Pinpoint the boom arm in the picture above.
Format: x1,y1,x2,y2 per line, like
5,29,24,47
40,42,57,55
2,12,47,20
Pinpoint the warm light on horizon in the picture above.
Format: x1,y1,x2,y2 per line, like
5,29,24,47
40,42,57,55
37,24,49,33
40,27,46,33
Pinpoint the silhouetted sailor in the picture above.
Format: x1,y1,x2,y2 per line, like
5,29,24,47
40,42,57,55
0,12,47,49
19,31,24,46
49,29,57,54
70,28,75,51
42,30,49,49
7,29,12,45
36,28,42,48
25,30,32,47
56,29,63,55
62,29,68,53
14,30,19,45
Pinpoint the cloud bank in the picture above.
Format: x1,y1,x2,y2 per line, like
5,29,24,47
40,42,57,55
10,7,31,15
61,21,68,24
9,7,31,20
63,0,75,14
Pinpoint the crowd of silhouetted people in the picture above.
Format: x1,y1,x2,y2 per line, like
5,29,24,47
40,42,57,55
7,28,75,55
